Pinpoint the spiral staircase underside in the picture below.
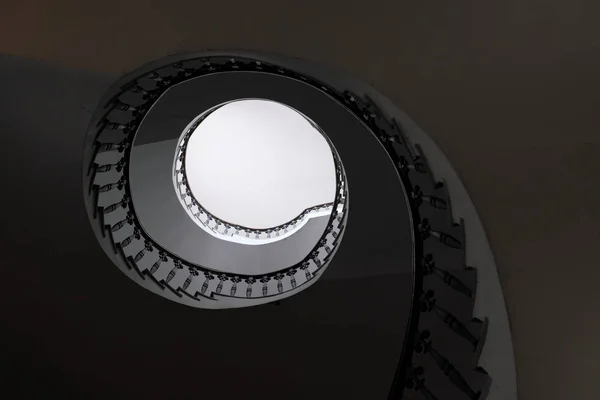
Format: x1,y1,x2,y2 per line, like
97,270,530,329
2,52,514,400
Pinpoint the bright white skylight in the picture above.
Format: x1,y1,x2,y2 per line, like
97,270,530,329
184,99,336,231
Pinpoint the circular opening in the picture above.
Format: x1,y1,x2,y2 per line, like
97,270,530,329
175,99,338,244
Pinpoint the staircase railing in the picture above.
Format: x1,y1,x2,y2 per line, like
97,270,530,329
350,93,491,399
83,54,491,398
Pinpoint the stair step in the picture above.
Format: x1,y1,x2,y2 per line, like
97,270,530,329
421,224,467,271
94,128,128,147
423,267,477,316
411,354,490,400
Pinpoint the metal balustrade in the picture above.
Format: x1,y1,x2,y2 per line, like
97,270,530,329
407,367,439,400
83,54,492,399
337,64,490,399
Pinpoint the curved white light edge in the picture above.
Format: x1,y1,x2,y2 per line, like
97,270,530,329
172,98,337,246
192,50,518,400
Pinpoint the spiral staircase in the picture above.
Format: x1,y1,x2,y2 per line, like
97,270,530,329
7,1,600,398
78,52,502,399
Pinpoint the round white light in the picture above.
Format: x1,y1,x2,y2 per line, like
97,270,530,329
184,99,336,232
